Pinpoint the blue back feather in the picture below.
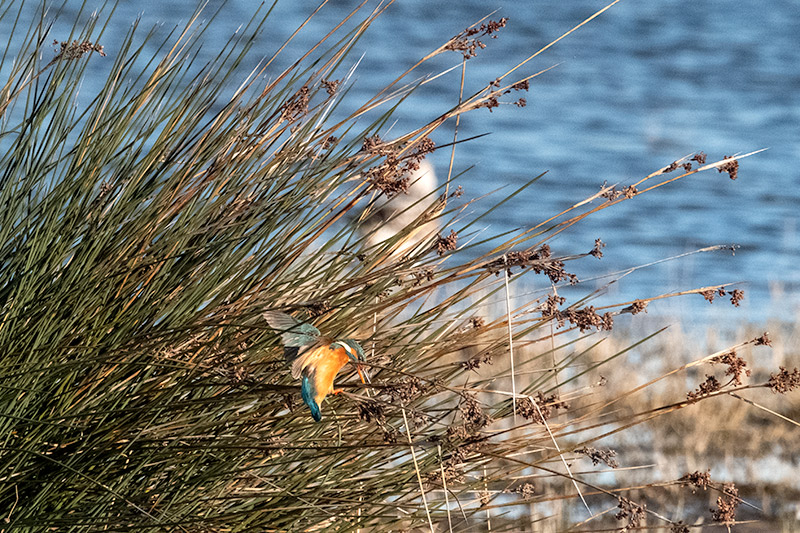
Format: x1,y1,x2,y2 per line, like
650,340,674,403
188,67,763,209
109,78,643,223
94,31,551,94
263,312,321,359
301,375,322,422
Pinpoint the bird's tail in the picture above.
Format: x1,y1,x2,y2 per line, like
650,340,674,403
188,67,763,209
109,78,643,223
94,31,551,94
301,375,322,422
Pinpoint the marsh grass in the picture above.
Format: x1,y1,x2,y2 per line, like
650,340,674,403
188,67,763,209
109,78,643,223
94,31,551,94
0,1,796,531
569,318,800,528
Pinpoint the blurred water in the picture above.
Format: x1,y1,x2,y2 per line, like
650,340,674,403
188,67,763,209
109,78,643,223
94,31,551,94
11,0,799,322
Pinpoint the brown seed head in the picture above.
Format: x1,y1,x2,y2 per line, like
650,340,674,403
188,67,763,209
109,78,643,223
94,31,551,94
540,293,566,319
663,161,680,173
387,377,428,403
700,289,716,303
469,316,485,329
321,78,341,96
601,185,623,201
710,350,751,386
445,18,509,59
621,299,648,315
280,85,310,123
615,497,645,531
511,80,530,91
768,366,800,394
517,392,568,423
717,156,739,180
513,482,535,498
357,401,386,424
729,289,744,306
670,522,690,533
53,39,106,61
711,483,740,523
754,332,772,346
589,238,605,258
435,230,458,255
461,351,492,371
679,470,712,492
459,394,492,429
576,446,619,468
687,374,722,403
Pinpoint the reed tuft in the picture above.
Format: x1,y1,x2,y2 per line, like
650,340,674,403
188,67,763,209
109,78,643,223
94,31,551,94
0,2,796,531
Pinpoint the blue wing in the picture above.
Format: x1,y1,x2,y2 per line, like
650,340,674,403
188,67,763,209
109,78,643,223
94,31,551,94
265,311,324,421
264,311,321,351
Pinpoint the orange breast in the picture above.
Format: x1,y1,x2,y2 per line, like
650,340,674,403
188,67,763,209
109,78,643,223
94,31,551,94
313,346,350,404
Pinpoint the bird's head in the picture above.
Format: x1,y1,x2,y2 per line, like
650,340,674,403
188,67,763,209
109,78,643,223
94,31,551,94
333,339,370,384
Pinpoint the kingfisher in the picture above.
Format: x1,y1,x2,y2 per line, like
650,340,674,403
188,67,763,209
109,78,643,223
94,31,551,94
264,311,369,422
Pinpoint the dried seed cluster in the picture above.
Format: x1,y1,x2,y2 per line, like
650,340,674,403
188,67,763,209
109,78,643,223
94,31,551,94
445,18,509,59
357,401,386,424
615,496,645,532
710,350,751,385
621,299,648,315
280,85,310,123
410,267,436,286
601,183,639,201
687,374,722,403
512,482,535,498
486,244,578,284
517,392,568,423
718,155,739,180
700,286,745,306
576,446,619,468
462,351,492,371
542,301,614,332
541,293,566,317
589,238,605,258
755,332,772,346
469,316,485,329
711,483,740,523
663,152,706,174
477,76,529,112
319,135,338,150
679,470,712,492
768,366,800,394
435,230,458,256
320,78,340,96
459,394,492,430
53,39,106,61
386,377,428,403
362,136,436,198
664,160,693,173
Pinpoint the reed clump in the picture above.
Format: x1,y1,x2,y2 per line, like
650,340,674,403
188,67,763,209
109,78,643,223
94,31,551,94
0,2,796,532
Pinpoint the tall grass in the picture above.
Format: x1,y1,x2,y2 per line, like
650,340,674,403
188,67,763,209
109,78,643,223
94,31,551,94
0,1,796,531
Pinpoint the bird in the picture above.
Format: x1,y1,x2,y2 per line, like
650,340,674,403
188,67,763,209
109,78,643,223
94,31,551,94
360,159,441,258
263,311,369,422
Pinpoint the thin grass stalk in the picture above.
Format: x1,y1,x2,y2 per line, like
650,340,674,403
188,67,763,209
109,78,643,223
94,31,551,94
438,443,454,533
529,394,592,518
503,255,517,422
402,407,435,533
444,57,466,200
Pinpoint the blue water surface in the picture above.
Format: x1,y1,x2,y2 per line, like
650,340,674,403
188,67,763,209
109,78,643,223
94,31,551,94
7,0,799,323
